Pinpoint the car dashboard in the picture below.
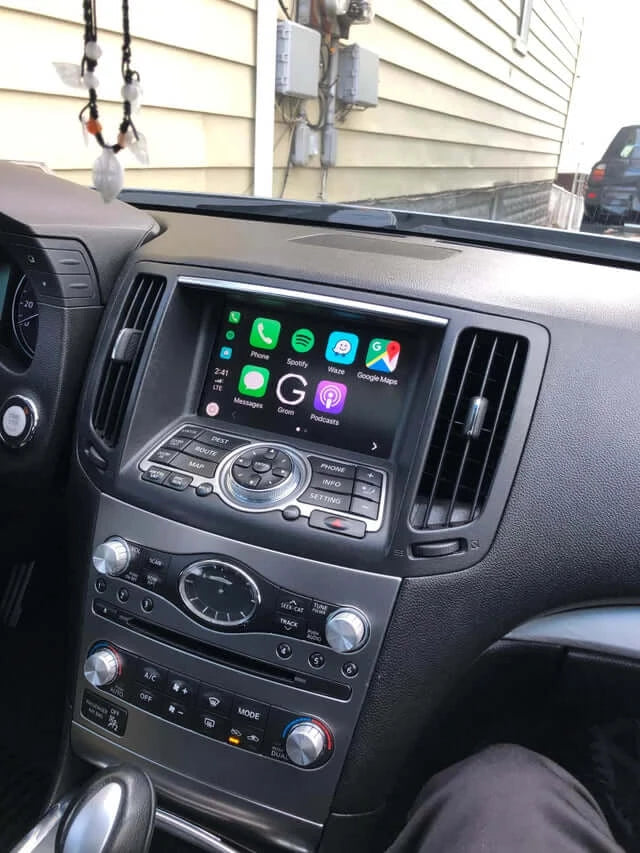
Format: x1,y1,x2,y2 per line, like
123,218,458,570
2,162,640,853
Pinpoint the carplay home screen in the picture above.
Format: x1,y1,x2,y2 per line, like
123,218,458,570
198,299,420,457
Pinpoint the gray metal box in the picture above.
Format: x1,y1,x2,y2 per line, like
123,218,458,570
337,43,379,107
276,21,321,100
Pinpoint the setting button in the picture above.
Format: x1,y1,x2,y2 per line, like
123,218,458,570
232,697,269,730
309,457,356,479
300,489,350,512
309,474,354,495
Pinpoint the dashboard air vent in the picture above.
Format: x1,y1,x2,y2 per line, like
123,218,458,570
92,274,165,447
411,328,528,530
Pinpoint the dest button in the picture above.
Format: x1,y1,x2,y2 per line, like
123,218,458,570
309,511,366,539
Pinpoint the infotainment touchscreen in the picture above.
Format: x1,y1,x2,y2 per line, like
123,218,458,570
198,296,423,457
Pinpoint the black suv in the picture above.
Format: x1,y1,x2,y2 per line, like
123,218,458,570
582,125,640,228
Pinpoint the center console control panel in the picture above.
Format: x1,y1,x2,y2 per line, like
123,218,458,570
93,536,370,654
139,424,387,536
83,641,334,768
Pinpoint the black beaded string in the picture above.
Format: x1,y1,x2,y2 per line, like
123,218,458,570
78,0,141,153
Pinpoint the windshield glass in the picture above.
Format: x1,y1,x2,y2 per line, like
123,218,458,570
3,0,639,241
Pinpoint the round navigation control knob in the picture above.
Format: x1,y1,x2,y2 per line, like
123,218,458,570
84,647,121,687
325,608,370,654
285,722,328,767
0,395,38,449
92,538,131,577
220,444,308,510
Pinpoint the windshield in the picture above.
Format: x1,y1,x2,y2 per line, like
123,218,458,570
3,0,639,241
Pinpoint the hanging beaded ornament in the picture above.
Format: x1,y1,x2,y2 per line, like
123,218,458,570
54,0,148,202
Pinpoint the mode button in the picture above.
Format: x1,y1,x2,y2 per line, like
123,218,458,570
231,698,269,730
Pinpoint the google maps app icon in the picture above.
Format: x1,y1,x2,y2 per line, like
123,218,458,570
366,339,401,373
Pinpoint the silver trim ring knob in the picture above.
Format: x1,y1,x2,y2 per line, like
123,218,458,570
325,608,370,654
84,647,120,687
93,538,131,576
285,722,327,767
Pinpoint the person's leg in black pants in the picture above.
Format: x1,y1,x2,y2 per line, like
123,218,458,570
387,744,624,853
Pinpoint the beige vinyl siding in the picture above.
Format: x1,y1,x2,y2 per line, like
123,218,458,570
0,0,256,193
278,0,582,203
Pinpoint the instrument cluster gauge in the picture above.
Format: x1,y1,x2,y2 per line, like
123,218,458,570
12,275,39,358
178,560,261,627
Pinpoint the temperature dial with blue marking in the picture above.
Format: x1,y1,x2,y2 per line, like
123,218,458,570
284,717,333,767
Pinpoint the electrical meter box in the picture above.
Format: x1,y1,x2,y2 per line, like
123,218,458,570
337,44,379,107
276,21,321,99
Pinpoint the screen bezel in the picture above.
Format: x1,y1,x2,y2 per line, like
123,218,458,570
185,277,447,460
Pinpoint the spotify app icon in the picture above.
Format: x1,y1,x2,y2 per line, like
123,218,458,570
291,328,315,353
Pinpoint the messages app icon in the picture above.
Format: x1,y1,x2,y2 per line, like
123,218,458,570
325,331,359,365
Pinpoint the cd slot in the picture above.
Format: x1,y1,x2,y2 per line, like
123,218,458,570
120,613,351,701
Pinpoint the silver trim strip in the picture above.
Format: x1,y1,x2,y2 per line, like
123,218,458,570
155,809,246,853
508,606,640,660
177,276,449,327
10,795,74,853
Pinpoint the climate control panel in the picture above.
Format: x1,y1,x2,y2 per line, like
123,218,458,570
91,537,371,654
82,641,334,769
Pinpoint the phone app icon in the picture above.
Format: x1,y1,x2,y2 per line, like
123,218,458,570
366,339,401,373
219,346,233,360
238,366,270,398
314,381,348,414
228,310,242,324
250,317,281,350
291,328,315,353
325,331,359,365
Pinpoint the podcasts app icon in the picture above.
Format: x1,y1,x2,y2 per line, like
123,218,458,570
314,381,348,415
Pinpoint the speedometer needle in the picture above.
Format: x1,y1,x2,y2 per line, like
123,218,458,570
18,314,38,325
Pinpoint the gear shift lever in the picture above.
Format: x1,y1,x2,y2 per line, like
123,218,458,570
11,765,155,853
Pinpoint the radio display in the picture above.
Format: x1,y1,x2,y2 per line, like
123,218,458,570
198,297,423,457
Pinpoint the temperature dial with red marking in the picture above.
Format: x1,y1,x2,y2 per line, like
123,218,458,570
284,717,333,767
84,644,122,688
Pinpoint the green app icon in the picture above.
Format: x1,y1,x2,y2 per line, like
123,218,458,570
238,365,270,398
250,317,281,350
225,330,236,341
291,328,315,354
228,310,242,324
